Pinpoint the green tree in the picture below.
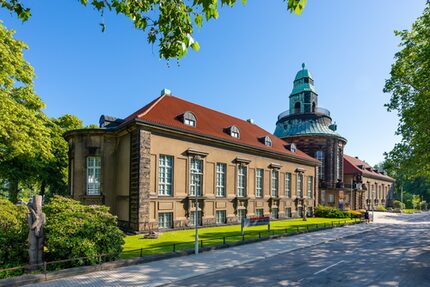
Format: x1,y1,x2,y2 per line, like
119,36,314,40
0,198,28,278
0,21,52,203
44,196,125,265
384,1,430,178
1,0,307,60
39,115,84,198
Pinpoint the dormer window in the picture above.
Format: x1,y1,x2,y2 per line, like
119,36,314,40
290,143,297,153
226,125,240,138
182,111,196,127
259,136,272,147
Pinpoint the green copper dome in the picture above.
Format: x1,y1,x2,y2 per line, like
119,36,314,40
291,63,315,95
294,63,313,81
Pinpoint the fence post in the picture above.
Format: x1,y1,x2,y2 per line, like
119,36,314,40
43,261,47,280
200,240,203,248
223,236,226,245
272,230,275,236
258,232,261,239
297,226,299,232
285,228,288,234
332,221,334,227
306,225,309,231
140,248,143,257
316,224,318,229
242,234,245,241
173,244,176,253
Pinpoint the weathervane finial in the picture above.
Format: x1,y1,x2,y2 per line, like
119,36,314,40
302,62,305,69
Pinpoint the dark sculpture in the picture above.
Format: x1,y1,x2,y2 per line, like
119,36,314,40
27,195,46,269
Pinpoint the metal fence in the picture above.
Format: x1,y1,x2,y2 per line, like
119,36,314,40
0,218,362,279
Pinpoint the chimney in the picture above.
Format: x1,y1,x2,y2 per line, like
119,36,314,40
246,119,255,124
161,88,172,96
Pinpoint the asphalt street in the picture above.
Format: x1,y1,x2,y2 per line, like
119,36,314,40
165,213,430,287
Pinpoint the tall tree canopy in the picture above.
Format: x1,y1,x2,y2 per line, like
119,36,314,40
0,21,53,202
384,1,430,179
0,0,307,60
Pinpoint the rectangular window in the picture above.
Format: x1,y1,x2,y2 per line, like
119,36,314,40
216,163,226,197
307,176,313,198
216,210,226,224
271,208,279,219
189,159,203,196
307,207,313,217
328,194,335,203
237,165,247,197
297,173,303,198
158,155,173,196
271,170,279,197
315,151,324,179
285,208,292,218
256,208,264,217
190,211,202,226
237,209,247,221
158,212,173,229
285,173,291,198
255,169,264,198
321,190,326,204
86,156,101,195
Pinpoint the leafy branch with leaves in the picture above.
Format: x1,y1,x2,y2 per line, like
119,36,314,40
1,0,307,60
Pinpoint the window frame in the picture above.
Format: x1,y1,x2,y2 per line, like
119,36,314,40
271,169,279,197
215,163,226,197
285,172,292,198
158,212,173,229
86,156,101,196
237,165,247,197
255,169,264,198
297,173,303,198
216,210,227,224
158,155,174,196
189,158,203,196
307,176,313,198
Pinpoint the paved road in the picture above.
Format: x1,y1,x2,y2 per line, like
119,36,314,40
166,213,430,287
27,212,430,287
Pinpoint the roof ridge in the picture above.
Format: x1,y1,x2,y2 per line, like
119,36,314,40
137,94,167,118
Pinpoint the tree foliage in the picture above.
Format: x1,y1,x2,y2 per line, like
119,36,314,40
43,196,125,265
0,198,28,278
1,0,307,60
384,1,430,178
0,21,53,202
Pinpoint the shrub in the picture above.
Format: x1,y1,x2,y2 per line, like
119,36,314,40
314,205,349,218
376,205,386,211
43,196,125,267
0,199,28,278
393,200,405,210
419,201,428,211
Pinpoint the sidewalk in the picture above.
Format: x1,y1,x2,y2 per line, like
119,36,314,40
27,222,377,287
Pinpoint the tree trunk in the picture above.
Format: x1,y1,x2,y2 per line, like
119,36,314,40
8,178,19,203
40,180,46,197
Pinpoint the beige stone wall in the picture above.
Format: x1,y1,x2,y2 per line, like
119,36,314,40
148,132,318,229
68,124,318,232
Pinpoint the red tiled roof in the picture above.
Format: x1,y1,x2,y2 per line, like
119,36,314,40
124,94,319,164
344,154,394,182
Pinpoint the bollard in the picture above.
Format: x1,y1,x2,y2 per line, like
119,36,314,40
43,261,47,280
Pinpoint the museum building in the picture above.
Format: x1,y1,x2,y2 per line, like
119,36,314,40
274,64,394,210
65,90,320,232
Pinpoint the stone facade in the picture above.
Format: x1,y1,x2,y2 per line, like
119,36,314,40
65,93,319,233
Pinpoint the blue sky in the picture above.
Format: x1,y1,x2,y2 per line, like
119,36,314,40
0,0,427,166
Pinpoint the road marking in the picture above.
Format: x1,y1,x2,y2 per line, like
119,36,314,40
313,260,345,275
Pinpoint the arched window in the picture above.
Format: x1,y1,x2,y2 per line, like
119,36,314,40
182,111,196,127
294,102,301,114
228,125,240,138
260,135,272,147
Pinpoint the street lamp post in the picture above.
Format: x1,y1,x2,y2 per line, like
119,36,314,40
195,187,199,255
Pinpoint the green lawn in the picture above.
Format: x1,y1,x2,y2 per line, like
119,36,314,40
122,217,358,258
403,209,421,213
